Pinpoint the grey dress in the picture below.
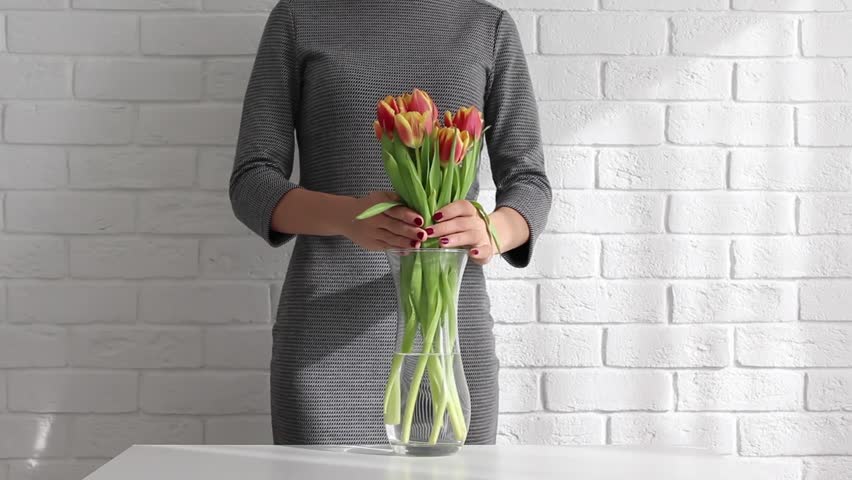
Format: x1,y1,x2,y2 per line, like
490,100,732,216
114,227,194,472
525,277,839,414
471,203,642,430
229,0,552,445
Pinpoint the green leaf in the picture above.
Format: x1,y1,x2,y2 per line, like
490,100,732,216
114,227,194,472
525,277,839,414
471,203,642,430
471,200,502,254
354,201,403,220
383,150,410,205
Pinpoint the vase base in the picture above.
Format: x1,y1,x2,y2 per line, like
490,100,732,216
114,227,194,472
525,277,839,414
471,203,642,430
391,442,460,457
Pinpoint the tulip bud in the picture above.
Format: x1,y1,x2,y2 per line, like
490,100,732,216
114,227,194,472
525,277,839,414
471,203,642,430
452,106,484,140
395,112,427,149
438,127,468,165
373,120,383,141
409,88,439,126
377,98,398,135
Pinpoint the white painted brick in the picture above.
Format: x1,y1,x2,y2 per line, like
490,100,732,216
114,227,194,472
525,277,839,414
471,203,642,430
549,191,664,233
540,102,664,146
0,416,69,458
0,0,64,7
735,0,852,10
205,416,273,445
804,458,852,480
738,60,852,102
717,459,803,480
203,0,278,11
528,58,598,101
606,59,731,100
803,16,852,56
0,284,4,324
799,105,852,147
8,284,136,325
5,103,134,145
499,370,539,413
730,149,852,191
8,371,137,413
497,414,605,445
8,460,106,480
0,238,66,279
141,372,269,414
6,192,135,234
74,0,197,8
486,280,536,324
492,0,596,8
540,147,595,189
0,373,5,411
540,14,666,55
544,370,672,412
138,192,247,234
598,148,725,190
604,0,727,9
678,371,802,411
71,415,202,457
0,57,69,99
141,15,265,55
801,281,852,321
606,325,730,367
204,326,271,368
737,324,852,367
672,282,797,323
140,283,270,324
0,147,66,189
494,325,601,367
75,59,202,101
7,13,137,54
602,236,728,279
69,326,202,368
70,238,199,279
488,235,599,279
668,104,794,146
808,371,852,411
611,413,735,454
672,15,797,56
204,59,252,100
669,192,795,234
510,12,536,54
540,281,666,324
69,148,196,189
0,327,65,368
800,195,852,233
739,414,852,455
137,104,242,145
201,237,291,279
733,237,852,278
198,148,234,190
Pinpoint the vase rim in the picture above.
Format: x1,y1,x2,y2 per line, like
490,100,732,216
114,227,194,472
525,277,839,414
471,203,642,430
385,247,469,254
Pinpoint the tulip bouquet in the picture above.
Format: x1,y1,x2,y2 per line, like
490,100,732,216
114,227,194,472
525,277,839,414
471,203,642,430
356,88,498,447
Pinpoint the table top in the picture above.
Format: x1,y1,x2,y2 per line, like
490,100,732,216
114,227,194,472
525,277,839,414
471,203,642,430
83,444,776,480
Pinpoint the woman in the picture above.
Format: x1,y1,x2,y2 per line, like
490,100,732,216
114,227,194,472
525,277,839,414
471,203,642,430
229,0,551,445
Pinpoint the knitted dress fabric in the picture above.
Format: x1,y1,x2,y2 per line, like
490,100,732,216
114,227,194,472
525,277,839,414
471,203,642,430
230,0,551,445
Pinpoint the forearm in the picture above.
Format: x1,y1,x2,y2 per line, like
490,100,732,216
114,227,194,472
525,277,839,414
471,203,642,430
489,206,530,254
271,188,358,238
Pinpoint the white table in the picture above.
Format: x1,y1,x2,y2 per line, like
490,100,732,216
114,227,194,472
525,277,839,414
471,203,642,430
83,444,783,480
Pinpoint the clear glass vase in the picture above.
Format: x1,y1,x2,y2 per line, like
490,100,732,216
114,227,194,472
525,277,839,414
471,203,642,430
384,248,471,456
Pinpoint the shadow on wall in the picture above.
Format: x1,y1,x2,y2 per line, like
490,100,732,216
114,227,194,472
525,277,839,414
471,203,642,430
0,4,850,479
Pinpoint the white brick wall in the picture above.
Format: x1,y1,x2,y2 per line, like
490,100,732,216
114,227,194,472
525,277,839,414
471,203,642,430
0,1,849,478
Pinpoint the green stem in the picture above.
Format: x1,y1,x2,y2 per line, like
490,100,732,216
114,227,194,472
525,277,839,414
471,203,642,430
400,294,443,444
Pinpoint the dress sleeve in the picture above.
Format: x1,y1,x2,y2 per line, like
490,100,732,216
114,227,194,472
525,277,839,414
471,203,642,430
483,9,553,268
229,0,302,247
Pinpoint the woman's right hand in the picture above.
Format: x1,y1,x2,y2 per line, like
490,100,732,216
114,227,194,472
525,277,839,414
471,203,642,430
343,192,427,251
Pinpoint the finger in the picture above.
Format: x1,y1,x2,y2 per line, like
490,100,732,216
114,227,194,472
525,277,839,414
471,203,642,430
469,244,494,265
425,216,478,239
433,200,476,222
378,216,427,241
377,229,418,249
384,205,424,227
382,191,401,202
438,230,481,249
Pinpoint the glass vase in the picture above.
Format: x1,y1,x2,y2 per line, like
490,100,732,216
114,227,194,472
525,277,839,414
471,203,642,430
384,248,471,456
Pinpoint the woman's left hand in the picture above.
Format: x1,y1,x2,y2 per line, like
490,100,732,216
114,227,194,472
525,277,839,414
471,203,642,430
426,200,495,265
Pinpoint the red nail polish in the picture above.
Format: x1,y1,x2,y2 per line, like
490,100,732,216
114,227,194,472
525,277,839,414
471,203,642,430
410,240,418,248
472,249,479,255
426,227,434,235
440,238,449,245
433,212,443,221
417,232,425,240
414,217,423,226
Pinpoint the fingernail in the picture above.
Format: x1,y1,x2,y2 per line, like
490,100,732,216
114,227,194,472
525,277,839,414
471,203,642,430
440,238,449,245
414,217,423,226
472,249,479,256
426,227,434,236
417,232,425,240
410,240,418,248
433,212,443,221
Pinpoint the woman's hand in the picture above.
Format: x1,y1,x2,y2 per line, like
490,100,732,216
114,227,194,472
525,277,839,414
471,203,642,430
427,200,495,265
344,192,427,251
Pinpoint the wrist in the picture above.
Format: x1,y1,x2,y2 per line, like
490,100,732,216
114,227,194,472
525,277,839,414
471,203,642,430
333,195,360,238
